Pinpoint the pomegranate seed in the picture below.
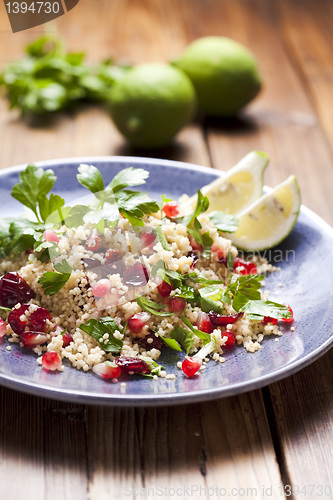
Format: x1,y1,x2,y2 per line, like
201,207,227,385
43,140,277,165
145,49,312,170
20,331,48,349
43,229,59,244
182,356,202,377
62,331,73,347
105,249,122,264
92,279,110,297
211,242,225,260
157,279,173,297
137,331,164,351
263,316,278,325
233,258,257,275
128,312,150,334
0,318,6,338
41,351,62,370
196,312,214,334
85,230,103,252
163,201,180,218
169,297,186,313
0,272,35,308
8,304,52,335
222,330,236,348
140,231,156,249
282,306,294,323
92,361,121,379
189,235,203,252
188,251,199,269
115,356,150,374
209,311,244,326
123,263,149,287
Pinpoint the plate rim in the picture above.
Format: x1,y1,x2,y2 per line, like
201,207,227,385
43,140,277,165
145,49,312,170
0,155,332,406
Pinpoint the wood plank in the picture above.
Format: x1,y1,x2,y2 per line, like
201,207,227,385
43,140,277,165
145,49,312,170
275,0,333,150
0,387,88,500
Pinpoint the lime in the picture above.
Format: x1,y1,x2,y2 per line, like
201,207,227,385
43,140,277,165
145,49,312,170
226,176,301,251
182,151,269,215
172,36,262,116
109,63,196,148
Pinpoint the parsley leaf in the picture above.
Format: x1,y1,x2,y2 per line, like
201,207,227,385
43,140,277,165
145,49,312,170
38,259,72,295
11,165,56,220
136,295,173,317
79,316,123,353
0,305,11,312
108,167,149,193
198,286,224,313
170,326,194,355
77,164,104,194
184,189,209,227
209,211,239,233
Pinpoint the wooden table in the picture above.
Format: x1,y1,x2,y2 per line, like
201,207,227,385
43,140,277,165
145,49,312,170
0,1,332,499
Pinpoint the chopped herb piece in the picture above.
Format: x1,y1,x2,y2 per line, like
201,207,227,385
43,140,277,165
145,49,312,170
171,326,194,355
38,259,72,296
136,295,173,317
155,225,170,251
209,211,238,233
79,316,123,353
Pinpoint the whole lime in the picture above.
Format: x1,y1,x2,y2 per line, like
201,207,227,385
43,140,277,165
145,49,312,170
172,36,262,116
109,63,196,148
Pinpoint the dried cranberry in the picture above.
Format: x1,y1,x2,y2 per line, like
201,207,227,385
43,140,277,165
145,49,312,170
105,249,123,264
0,272,35,308
115,356,150,374
20,332,48,349
137,331,164,351
140,231,156,249
209,311,243,326
104,250,125,276
8,304,52,335
123,263,149,287
188,251,199,269
62,331,73,347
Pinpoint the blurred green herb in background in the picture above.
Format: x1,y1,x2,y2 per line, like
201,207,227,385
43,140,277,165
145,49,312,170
0,35,129,116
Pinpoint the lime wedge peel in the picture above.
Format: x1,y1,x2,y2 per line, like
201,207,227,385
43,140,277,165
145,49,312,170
182,150,269,215
226,175,301,251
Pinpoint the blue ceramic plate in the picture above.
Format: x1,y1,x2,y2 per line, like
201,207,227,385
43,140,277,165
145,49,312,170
0,157,332,406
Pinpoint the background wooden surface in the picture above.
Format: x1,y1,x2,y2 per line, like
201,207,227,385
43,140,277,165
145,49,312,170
0,1,332,499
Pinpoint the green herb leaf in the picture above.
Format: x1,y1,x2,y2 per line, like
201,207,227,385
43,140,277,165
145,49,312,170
136,295,173,317
38,193,65,223
108,167,149,193
240,300,292,320
155,225,170,251
170,326,194,355
159,336,182,352
198,286,224,313
209,211,239,233
184,189,209,227
38,259,72,295
79,317,123,353
0,305,11,311
77,164,104,194
11,165,56,219
181,317,211,345
227,251,234,270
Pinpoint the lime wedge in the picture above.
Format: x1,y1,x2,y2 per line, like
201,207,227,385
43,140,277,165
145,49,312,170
183,151,269,215
227,176,301,251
